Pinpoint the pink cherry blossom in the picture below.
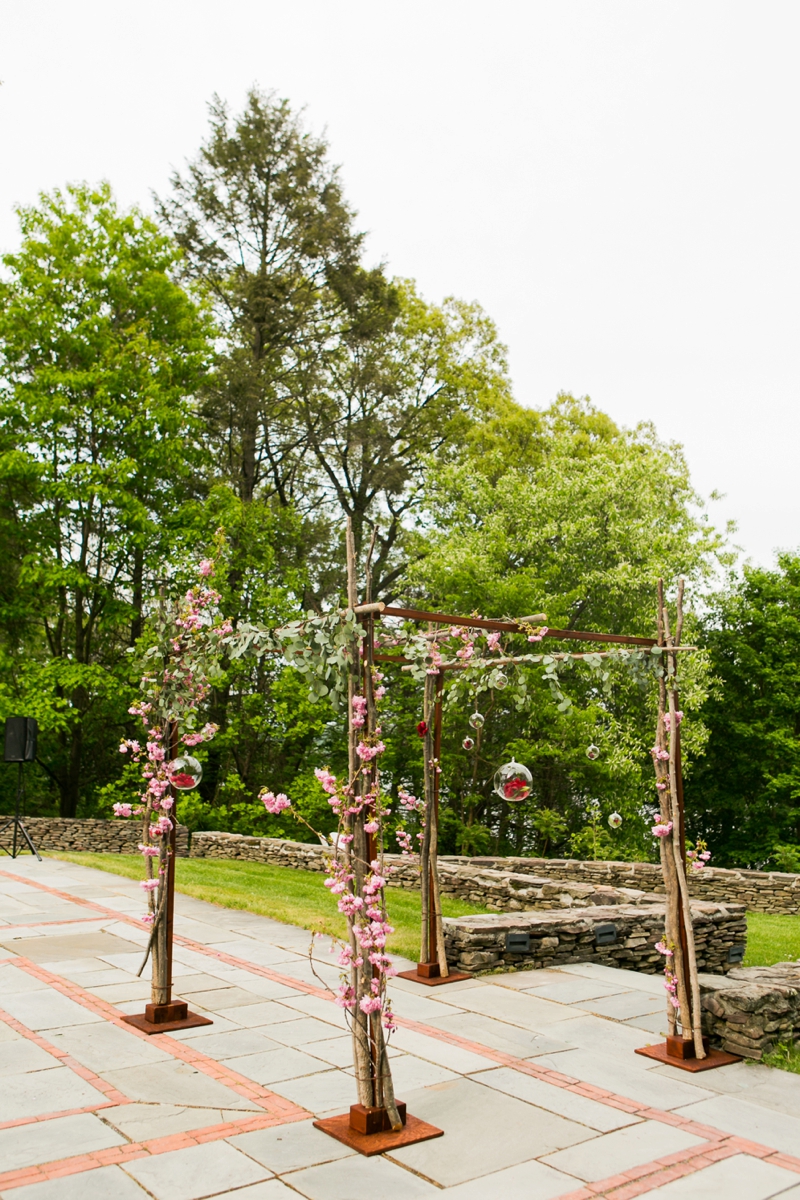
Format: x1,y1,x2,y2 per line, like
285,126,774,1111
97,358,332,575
651,821,674,838
261,790,291,815
113,803,133,818
140,878,159,891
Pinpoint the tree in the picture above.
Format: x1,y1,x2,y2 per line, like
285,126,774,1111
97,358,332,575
157,87,363,510
689,554,800,868
392,394,727,859
0,183,211,816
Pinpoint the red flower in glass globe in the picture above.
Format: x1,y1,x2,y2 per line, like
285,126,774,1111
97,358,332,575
493,759,533,802
416,720,428,738
167,756,202,791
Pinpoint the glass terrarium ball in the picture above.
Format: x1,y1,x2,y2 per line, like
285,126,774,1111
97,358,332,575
468,711,485,730
494,758,533,802
167,756,202,790
462,736,475,751
493,671,508,690
608,811,623,829
586,743,600,760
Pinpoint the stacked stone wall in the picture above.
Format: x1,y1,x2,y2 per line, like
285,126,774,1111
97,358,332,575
0,817,189,857
188,832,800,914
701,964,800,1059
442,901,746,978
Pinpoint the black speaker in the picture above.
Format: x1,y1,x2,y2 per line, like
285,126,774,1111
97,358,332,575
4,718,38,763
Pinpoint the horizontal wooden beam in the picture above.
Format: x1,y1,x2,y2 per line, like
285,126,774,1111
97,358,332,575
378,606,656,647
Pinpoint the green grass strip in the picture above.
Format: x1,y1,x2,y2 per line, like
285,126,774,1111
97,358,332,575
49,852,492,962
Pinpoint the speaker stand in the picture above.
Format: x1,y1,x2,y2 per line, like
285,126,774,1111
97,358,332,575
0,764,42,861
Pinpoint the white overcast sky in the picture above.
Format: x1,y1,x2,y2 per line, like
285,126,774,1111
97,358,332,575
1,1,797,569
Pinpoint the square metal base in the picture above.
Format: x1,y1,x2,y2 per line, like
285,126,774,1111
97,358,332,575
635,1040,741,1072
396,964,472,987
314,1106,443,1156
121,1004,213,1036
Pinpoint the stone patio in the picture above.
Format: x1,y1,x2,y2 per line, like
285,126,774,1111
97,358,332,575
1,858,800,1199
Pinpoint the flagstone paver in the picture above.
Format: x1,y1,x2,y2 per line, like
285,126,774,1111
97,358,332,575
2,856,800,1200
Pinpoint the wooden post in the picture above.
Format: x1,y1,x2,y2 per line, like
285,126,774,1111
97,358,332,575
121,720,212,1035
398,666,468,987
636,580,739,1073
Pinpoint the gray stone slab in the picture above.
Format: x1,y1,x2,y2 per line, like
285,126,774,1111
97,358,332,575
390,1076,594,1186
541,1118,704,1182
0,930,139,961
423,1010,575,1059
123,1140,270,1200
491,968,581,991
101,1102,250,1141
286,1154,438,1198
45,1020,172,1070
556,961,667,994
624,1011,669,1034
102,1059,263,1110
302,1036,357,1069
272,994,349,1028
0,1064,107,1121
527,979,629,1004
229,1118,355,1173
531,1049,714,1109
0,1164,149,1200
388,1026,493,1073
224,1047,334,1085
638,1152,800,1198
176,1029,285,1060
0,1111,126,1172
546,1013,660,1054
258,1017,346,1046
0,966,50,994
442,1157,582,1199
674,1093,800,1158
208,1185,295,1200
476,1065,642,1131
225,1002,308,1028
380,1053,458,1093
175,987,272,1011
584,991,665,1020
0,987,103,1030
0,1035,59,1075
449,983,585,1030
270,1068,354,1115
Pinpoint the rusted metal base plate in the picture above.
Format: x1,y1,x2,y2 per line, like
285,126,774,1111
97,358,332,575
396,968,472,987
635,1042,741,1072
121,1010,213,1035
313,1112,443,1156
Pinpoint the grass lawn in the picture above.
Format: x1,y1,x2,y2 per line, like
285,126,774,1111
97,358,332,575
49,852,492,962
743,912,800,968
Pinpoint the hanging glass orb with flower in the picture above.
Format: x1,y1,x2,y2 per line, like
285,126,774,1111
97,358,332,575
586,743,600,760
167,756,203,790
468,711,485,730
607,811,622,829
462,736,475,751
493,759,533,802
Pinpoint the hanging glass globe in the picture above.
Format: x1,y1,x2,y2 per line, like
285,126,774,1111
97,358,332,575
493,671,508,690
167,756,202,791
468,711,485,730
586,743,600,760
493,759,533,802
462,736,475,751
608,811,622,829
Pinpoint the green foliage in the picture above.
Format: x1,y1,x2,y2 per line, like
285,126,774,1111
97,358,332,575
689,554,800,867
0,183,211,815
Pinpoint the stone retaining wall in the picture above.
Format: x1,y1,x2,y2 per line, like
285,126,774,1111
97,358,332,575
442,900,746,978
188,832,800,914
0,817,189,857
442,856,800,914
701,964,800,1059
